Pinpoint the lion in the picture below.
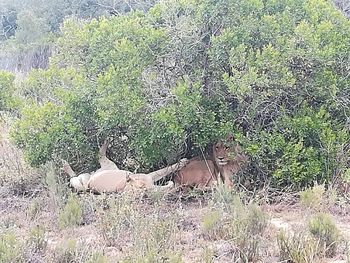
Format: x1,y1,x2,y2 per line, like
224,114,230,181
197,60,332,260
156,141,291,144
174,135,247,188
62,140,188,193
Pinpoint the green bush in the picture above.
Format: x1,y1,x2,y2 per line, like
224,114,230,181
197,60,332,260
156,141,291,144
58,194,83,229
251,107,348,188
0,71,15,112
0,231,24,263
11,0,350,188
308,212,340,257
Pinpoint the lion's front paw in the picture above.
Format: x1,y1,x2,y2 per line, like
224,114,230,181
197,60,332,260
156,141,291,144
165,181,174,188
225,180,234,189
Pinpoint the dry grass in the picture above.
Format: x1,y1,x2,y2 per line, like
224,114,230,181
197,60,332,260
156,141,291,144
1,184,349,262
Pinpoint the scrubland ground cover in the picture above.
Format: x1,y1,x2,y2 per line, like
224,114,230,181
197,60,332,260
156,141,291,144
1,0,349,262
1,127,350,263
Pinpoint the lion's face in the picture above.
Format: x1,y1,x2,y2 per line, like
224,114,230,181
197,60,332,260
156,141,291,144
213,137,241,167
213,142,232,166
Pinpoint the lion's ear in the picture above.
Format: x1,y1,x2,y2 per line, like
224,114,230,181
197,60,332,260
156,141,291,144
227,134,235,142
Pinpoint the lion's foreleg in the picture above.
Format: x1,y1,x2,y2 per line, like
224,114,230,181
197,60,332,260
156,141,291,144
153,181,174,191
148,158,188,182
222,169,234,188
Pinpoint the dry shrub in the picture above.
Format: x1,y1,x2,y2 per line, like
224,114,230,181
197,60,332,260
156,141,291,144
26,198,43,220
202,210,222,238
300,184,325,211
0,215,17,229
0,227,108,263
79,193,106,225
21,225,48,262
233,204,268,261
44,161,70,208
277,229,320,263
121,253,182,263
97,194,181,261
299,183,339,213
204,189,268,262
212,183,240,210
278,212,341,262
0,230,24,263
130,213,178,259
202,246,215,263
51,238,108,263
26,225,47,252
97,194,134,246
0,228,47,263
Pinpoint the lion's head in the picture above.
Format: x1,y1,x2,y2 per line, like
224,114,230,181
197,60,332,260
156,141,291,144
212,135,244,167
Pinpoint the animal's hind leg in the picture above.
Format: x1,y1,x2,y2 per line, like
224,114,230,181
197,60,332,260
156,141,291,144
97,139,119,171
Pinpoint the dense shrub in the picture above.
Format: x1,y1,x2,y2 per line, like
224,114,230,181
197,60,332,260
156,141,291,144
11,0,350,188
250,107,348,187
